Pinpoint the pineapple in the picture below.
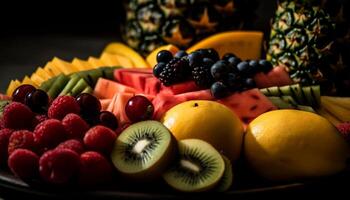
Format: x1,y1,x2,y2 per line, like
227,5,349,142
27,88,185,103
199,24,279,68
122,0,258,56
267,0,350,96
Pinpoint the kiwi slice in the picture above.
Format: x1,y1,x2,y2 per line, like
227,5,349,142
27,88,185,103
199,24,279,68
163,139,225,192
111,120,176,179
215,155,233,192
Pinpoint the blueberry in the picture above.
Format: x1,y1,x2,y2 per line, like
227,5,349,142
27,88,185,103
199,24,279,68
249,60,260,73
202,58,215,67
237,61,250,74
222,53,237,61
206,48,220,61
211,60,229,80
188,51,203,67
224,73,241,92
244,78,256,88
259,60,273,73
153,62,166,78
228,57,241,68
174,50,188,58
211,82,230,99
157,50,173,63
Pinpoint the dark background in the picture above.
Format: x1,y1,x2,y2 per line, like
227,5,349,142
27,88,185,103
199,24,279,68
0,0,276,91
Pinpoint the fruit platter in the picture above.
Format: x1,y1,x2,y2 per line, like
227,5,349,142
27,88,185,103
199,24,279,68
1,0,350,198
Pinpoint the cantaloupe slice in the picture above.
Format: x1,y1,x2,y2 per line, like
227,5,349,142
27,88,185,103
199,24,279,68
88,57,106,68
22,76,38,88
44,62,62,76
6,80,21,96
30,73,45,86
51,57,79,74
187,31,264,60
35,67,53,81
104,42,149,69
72,58,94,71
100,99,112,111
146,44,179,68
93,78,137,99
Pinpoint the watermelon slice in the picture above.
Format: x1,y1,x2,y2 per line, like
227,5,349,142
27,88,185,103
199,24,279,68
152,93,188,120
217,89,277,125
144,77,161,95
94,78,137,99
160,81,201,95
114,69,153,92
254,66,293,88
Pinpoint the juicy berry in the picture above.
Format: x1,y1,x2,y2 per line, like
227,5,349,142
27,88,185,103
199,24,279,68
48,96,80,120
222,53,237,61
211,60,229,81
125,95,154,122
34,119,68,150
78,151,113,185
2,102,34,130
211,82,230,99
12,85,36,104
174,50,187,58
56,139,85,155
159,57,190,86
98,111,118,130
153,62,166,78
39,149,80,184
157,50,173,63
83,126,116,154
0,129,13,165
236,61,251,75
259,60,273,73
244,78,256,89
8,130,35,156
8,149,39,180
76,93,101,117
62,113,89,139
25,89,49,113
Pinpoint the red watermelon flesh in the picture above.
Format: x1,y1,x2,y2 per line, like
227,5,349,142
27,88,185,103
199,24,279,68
160,81,201,95
114,69,153,92
217,89,277,125
152,93,188,120
94,78,137,99
144,77,161,95
254,66,293,88
177,89,214,101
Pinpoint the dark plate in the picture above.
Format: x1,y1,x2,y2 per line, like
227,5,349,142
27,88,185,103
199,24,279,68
0,34,349,199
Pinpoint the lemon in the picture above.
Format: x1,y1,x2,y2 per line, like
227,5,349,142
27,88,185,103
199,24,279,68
244,110,350,181
161,100,244,161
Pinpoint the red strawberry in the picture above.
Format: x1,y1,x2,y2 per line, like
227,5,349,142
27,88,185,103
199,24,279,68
48,96,80,120
2,102,34,130
56,139,85,155
62,113,89,139
0,129,14,165
39,148,80,184
8,130,35,155
8,149,39,180
34,119,68,150
83,126,116,154
79,151,113,185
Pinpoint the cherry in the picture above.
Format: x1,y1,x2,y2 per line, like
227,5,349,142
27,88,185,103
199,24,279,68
125,96,154,122
12,85,36,103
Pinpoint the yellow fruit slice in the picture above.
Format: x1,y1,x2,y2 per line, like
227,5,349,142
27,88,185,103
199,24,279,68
72,58,94,71
104,42,149,68
35,67,53,80
30,73,45,86
321,98,350,122
187,31,264,60
100,53,121,67
22,76,39,88
6,80,21,96
44,62,62,76
321,96,350,110
51,57,79,74
316,107,342,126
87,57,106,68
146,44,179,68
114,54,134,68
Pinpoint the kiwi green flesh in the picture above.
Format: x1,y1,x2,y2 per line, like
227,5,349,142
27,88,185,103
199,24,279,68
215,155,233,192
163,139,225,192
111,120,173,177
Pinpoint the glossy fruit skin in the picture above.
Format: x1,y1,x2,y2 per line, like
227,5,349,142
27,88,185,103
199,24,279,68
12,85,36,104
236,61,251,75
244,78,256,89
157,50,173,63
76,93,101,117
211,82,230,99
125,96,154,122
153,62,166,78
259,60,273,73
211,60,229,81
25,89,49,113
174,50,188,58
222,53,237,61
98,111,118,130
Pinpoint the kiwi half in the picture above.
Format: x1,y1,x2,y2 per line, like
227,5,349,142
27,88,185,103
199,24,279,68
215,155,233,192
163,139,225,192
111,120,176,179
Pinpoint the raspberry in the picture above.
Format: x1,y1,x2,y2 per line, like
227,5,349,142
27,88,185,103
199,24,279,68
39,149,80,184
2,102,34,130
56,139,85,155
48,96,80,120
8,130,35,156
8,149,39,180
337,122,350,142
83,126,116,154
78,151,113,185
0,129,14,165
32,115,49,129
62,113,89,139
34,119,68,150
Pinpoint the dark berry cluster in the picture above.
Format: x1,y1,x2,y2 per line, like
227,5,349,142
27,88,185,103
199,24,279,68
153,49,273,98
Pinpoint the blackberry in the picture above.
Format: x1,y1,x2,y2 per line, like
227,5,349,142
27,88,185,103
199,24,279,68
159,58,190,86
191,58,215,88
